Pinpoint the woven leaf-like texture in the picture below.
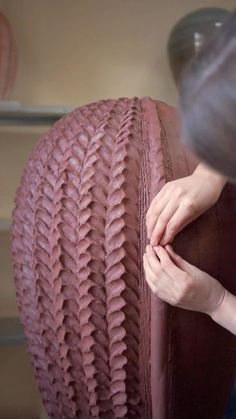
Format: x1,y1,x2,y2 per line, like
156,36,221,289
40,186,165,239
11,97,236,419
11,98,160,418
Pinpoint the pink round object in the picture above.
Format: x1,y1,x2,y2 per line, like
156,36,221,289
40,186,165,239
11,98,236,418
0,12,17,99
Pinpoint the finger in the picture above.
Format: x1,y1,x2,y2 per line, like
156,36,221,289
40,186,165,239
144,252,164,295
165,245,195,275
150,201,179,246
146,187,166,222
144,269,156,294
145,244,162,274
154,245,185,277
143,253,157,283
146,185,169,225
146,247,178,302
160,205,193,245
146,193,169,239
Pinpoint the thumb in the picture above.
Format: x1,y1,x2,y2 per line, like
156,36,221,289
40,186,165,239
165,245,195,275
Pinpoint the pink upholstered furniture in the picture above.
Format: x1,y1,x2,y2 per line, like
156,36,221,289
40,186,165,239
11,98,236,418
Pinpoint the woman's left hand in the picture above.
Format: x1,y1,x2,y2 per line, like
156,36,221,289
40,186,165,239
143,244,226,315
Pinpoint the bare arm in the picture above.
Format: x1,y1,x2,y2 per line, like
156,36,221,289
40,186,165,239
146,162,227,246
144,162,235,335
143,244,236,336
194,162,227,193
211,290,236,335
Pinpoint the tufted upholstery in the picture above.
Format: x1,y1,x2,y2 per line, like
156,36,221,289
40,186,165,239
11,98,236,419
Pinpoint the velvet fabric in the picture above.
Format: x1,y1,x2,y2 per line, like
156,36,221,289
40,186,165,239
11,98,236,419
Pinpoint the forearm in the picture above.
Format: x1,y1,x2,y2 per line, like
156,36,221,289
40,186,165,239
210,290,236,335
194,162,228,194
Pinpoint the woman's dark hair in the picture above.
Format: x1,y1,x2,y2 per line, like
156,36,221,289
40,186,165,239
179,10,236,182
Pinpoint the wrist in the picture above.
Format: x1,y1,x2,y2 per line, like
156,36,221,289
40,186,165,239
193,163,227,195
207,284,227,318
203,280,227,317
210,289,236,335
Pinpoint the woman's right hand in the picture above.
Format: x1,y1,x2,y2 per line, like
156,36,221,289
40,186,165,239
146,163,227,246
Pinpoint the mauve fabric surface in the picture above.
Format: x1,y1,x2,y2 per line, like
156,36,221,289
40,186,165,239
10,98,236,419
156,102,236,419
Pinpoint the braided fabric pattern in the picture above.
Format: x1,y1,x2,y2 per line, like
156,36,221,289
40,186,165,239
10,97,236,419
11,97,161,418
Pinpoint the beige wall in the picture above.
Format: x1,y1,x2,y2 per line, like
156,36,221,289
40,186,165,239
0,231,18,316
0,126,46,218
0,0,235,108
0,1,235,418
0,345,43,419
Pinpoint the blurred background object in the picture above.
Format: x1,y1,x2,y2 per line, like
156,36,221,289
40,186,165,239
167,7,230,85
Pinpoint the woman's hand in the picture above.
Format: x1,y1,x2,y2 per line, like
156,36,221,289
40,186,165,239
143,244,226,315
146,163,227,246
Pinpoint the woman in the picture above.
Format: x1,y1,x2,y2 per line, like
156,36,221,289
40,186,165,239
144,10,236,335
